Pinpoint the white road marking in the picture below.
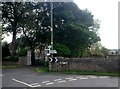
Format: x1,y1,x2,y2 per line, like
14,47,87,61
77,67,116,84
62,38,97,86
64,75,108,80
65,77,74,79
57,80,66,83
30,83,39,86
99,76,108,78
32,84,41,87
69,79,77,81
45,82,54,85
79,78,88,80
12,78,41,87
54,79,62,81
42,81,50,83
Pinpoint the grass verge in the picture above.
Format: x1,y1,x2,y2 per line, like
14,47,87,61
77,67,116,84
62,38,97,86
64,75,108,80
63,71,119,77
34,67,119,77
1,65,18,69
34,67,49,73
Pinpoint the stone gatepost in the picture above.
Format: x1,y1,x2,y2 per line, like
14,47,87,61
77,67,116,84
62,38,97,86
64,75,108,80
27,51,31,66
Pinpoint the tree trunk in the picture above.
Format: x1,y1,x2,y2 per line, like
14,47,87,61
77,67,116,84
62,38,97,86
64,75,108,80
11,28,17,56
31,48,35,66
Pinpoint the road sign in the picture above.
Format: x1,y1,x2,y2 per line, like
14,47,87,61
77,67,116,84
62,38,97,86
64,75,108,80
49,57,53,62
49,50,57,54
48,57,58,62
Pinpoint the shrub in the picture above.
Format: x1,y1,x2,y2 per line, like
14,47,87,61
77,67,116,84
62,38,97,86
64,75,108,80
54,43,71,57
2,56,19,62
18,48,27,57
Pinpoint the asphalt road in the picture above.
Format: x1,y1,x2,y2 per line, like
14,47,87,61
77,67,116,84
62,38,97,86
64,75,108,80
2,67,119,88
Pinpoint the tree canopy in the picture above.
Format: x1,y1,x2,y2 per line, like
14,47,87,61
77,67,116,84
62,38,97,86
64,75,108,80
2,2,101,61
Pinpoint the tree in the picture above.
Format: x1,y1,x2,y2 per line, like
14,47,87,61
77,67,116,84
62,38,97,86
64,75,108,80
2,2,101,65
101,47,110,57
53,2,100,57
19,2,51,65
89,42,110,57
2,2,26,56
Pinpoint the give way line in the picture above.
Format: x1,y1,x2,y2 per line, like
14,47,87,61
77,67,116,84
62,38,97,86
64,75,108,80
12,78,41,87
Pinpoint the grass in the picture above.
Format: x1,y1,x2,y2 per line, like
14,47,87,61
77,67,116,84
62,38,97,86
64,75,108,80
63,71,119,77
34,67,49,73
34,67,119,77
1,65,18,69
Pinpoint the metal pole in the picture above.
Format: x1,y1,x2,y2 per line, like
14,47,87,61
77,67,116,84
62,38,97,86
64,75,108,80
51,1,53,58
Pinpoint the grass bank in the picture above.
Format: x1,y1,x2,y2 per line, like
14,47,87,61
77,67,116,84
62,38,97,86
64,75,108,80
34,67,119,77
1,65,19,69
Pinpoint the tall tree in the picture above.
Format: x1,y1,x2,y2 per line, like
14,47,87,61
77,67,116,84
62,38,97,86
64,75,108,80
53,2,100,57
19,2,51,65
2,2,25,56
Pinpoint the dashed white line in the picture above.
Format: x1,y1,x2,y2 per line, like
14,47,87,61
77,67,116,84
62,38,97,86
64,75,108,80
79,78,88,80
57,80,66,83
76,76,85,78
54,79,62,81
65,77,74,79
69,79,77,81
32,84,41,87
42,81,50,83
45,82,54,85
99,76,108,78
30,83,39,86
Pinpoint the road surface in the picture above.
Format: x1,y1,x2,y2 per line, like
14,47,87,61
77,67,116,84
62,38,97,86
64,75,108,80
2,67,119,88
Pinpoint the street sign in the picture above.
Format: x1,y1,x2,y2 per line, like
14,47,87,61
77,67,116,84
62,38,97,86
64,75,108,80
49,57,53,62
49,50,57,54
48,57,58,62
54,57,58,62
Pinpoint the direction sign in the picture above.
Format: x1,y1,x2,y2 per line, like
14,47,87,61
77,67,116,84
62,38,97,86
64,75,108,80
49,50,57,54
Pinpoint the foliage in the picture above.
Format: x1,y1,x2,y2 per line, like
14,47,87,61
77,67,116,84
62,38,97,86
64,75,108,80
101,47,110,57
2,2,101,60
89,42,110,57
18,48,27,57
54,43,71,57
2,55,19,62
2,2,27,56
53,2,100,57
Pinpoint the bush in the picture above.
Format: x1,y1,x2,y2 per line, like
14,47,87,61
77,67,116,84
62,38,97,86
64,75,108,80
54,43,71,57
2,56,19,62
18,48,27,57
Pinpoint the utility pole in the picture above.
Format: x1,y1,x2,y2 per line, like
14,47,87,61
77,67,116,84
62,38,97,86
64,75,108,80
51,1,53,58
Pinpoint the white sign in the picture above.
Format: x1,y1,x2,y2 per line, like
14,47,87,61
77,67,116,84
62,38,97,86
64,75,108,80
49,57,53,62
49,50,57,54
54,57,58,62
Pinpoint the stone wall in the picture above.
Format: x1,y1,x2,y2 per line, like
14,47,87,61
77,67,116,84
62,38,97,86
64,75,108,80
49,57,119,72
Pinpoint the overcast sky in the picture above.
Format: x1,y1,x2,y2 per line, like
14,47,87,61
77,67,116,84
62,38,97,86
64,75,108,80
74,0,119,49
2,0,119,49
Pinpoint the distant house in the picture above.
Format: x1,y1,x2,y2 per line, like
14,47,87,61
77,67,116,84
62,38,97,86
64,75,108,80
109,49,120,55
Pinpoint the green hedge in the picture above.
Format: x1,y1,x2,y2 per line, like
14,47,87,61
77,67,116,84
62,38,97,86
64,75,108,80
2,56,19,62
18,48,27,57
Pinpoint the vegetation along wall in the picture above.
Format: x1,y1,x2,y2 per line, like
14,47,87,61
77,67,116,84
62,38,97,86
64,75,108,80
49,57,119,72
